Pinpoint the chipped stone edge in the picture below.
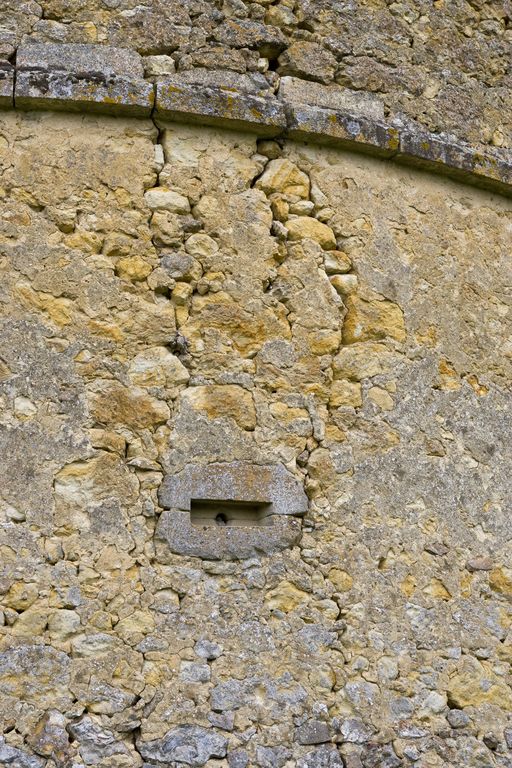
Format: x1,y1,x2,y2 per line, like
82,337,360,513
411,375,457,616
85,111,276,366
1,49,510,197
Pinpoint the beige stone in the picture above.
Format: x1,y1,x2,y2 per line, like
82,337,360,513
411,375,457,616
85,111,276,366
182,385,256,430
144,187,190,213
328,568,353,592
368,386,394,410
447,657,512,708
116,610,156,637
116,255,153,281
330,380,362,408
323,250,352,274
308,329,341,355
172,281,193,305
333,342,392,380
423,578,451,600
286,217,337,249
330,274,358,296
16,283,73,326
89,382,170,430
14,396,37,419
265,581,310,613
256,158,310,199
151,210,182,245
48,609,81,640
342,296,406,344
185,233,219,258
489,566,512,597
128,347,190,388
4,582,39,611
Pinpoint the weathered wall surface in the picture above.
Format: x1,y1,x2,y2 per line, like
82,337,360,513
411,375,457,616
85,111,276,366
1,0,512,151
0,108,511,767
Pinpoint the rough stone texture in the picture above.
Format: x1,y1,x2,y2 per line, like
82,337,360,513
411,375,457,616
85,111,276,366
0,109,512,768
0,61,14,108
156,509,303,561
156,76,286,135
1,42,510,195
17,42,145,78
137,724,227,765
278,76,385,120
3,0,511,153
286,104,401,158
159,461,308,516
15,43,154,116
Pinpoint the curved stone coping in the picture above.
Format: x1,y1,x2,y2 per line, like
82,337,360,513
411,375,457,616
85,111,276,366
2,43,511,197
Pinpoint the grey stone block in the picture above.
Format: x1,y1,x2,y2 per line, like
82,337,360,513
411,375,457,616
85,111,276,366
286,103,400,158
159,461,308,516
156,509,302,561
295,720,332,745
17,43,144,79
279,76,384,120
137,725,227,766
0,737,44,768
15,43,154,116
0,61,13,108
156,77,286,135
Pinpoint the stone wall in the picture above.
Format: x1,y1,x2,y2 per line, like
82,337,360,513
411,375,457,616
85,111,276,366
2,0,512,152
0,103,511,767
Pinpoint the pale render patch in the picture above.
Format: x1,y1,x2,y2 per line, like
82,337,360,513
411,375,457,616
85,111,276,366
0,110,511,768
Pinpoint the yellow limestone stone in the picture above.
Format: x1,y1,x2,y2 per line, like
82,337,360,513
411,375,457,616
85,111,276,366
116,255,153,281
89,382,170,429
342,296,406,344
286,217,337,249
183,384,256,430
255,158,310,199
328,568,353,592
489,566,512,597
330,380,362,408
265,581,310,612
447,657,512,708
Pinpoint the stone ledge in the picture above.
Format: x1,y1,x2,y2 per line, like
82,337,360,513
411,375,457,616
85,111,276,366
15,43,154,116
397,130,512,197
285,103,400,157
16,71,154,116
155,77,287,135
3,43,511,197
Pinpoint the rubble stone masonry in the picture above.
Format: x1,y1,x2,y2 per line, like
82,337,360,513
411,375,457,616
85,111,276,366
0,3,511,767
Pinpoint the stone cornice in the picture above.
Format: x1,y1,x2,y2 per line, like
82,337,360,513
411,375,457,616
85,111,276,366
2,43,511,198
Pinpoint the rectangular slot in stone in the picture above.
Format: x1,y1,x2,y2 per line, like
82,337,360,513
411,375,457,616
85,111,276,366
190,499,272,528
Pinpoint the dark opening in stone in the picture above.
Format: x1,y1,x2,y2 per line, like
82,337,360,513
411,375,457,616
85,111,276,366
190,499,272,528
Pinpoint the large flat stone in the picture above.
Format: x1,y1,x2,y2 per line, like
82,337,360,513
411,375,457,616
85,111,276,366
286,103,400,157
158,461,308,516
156,509,302,561
16,43,144,79
157,462,307,560
397,128,512,197
156,77,286,135
15,43,153,116
16,72,154,116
